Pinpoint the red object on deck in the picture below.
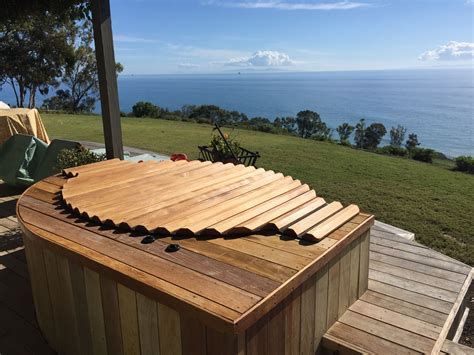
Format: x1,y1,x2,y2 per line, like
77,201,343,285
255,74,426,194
170,153,188,161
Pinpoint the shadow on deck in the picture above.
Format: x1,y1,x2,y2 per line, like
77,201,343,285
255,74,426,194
0,183,54,354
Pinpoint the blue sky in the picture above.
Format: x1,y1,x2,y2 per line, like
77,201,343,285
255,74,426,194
110,0,474,74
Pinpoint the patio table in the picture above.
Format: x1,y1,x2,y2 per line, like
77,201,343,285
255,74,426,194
17,159,373,354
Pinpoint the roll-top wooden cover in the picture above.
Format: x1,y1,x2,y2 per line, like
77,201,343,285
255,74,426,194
61,159,361,242
17,161,374,333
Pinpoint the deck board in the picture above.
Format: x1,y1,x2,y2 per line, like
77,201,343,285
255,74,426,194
324,228,473,354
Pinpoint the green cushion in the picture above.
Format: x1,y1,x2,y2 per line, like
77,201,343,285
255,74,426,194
0,134,48,186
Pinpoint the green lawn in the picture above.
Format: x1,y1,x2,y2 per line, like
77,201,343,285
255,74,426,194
43,113,474,265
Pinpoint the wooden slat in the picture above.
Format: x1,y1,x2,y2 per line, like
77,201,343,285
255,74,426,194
314,264,329,352
63,160,193,198
84,267,108,355
163,177,300,234
267,197,326,231
100,275,124,355
157,303,182,355
181,316,206,355
63,160,166,197
326,322,418,354
266,304,285,355
206,327,239,355
68,260,94,355
62,158,124,176
370,235,464,265
56,254,82,355
360,291,447,327
64,160,187,207
304,205,360,242
300,275,316,354
349,238,361,305
117,284,140,355
41,247,63,352
358,231,370,296
140,171,285,232
137,293,160,355
78,161,232,216
370,251,468,283
349,300,442,340
368,280,453,314
370,243,471,275
246,316,268,355
369,259,462,291
208,237,313,270
245,233,334,259
283,288,301,355
285,202,343,238
232,191,317,234
338,245,351,317
121,166,264,224
204,184,311,235
339,310,435,353
369,269,458,303
326,256,340,328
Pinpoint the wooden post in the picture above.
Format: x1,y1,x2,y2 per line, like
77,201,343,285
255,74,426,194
91,0,124,160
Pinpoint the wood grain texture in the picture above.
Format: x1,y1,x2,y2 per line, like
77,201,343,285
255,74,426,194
60,160,361,241
158,303,182,355
117,284,140,355
84,267,108,355
136,293,160,355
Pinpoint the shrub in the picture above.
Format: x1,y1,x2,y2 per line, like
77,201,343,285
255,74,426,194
336,123,354,145
405,133,420,150
454,156,474,174
364,123,387,150
132,101,162,118
410,147,434,163
55,146,106,171
377,146,408,157
209,131,241,159
390,125,407,147
354,119,366,148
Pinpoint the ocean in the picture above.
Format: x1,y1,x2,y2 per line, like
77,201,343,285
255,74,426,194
1,68,473,157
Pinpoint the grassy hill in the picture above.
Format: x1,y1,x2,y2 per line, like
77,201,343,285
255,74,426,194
42,113,474,265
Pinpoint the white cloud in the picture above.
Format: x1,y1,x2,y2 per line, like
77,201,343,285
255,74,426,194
207,1,371,10
225,50,294,66
178,63,201,68
419,41,474,61
114,35,161,44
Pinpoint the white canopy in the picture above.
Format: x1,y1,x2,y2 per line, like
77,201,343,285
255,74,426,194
0,101,10,109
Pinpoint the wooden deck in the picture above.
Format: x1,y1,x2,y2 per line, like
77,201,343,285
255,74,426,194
0,181,472,354
323,224,473,354
0,183,54,354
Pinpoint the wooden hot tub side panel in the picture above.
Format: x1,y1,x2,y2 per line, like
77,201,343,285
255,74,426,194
22,226,369,355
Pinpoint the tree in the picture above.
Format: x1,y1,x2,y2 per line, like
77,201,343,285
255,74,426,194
364,123,387,150
42,21,123,113
405,133,420,150
354,119,366,148
132,101,162,118
336,123,354,145
0,14,76,107
390,125,407,147
296,110,326,139
354,119,387,150
277,116,297,133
